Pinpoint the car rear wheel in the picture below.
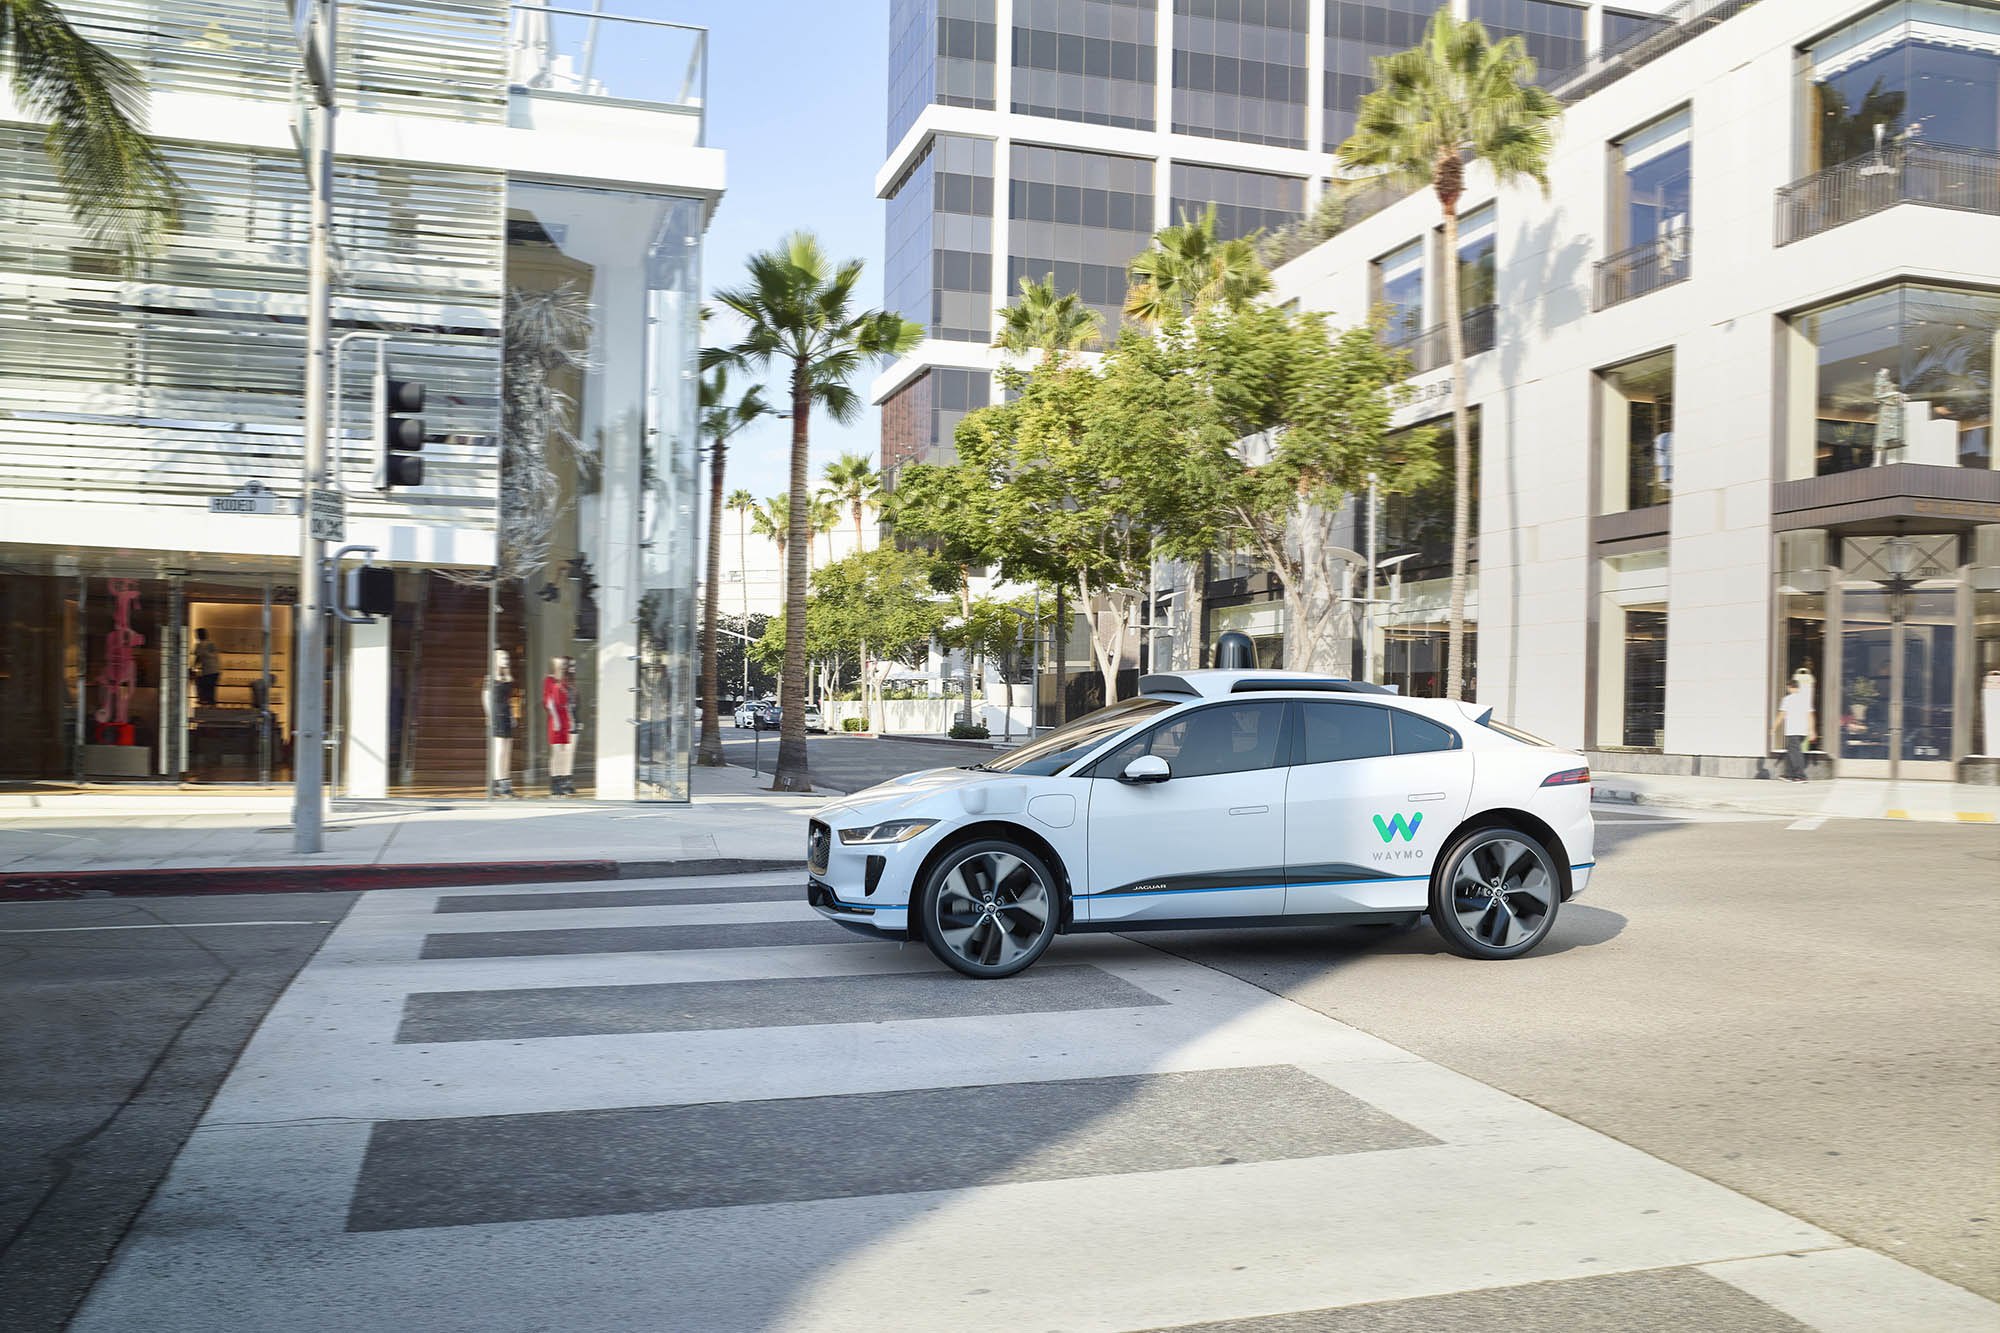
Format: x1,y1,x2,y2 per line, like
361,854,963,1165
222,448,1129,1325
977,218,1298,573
1429,827,1560,960
917,839,1060,979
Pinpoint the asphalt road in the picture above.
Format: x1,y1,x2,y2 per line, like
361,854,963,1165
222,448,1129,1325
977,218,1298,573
719,728,1002,794
0,893,354,1333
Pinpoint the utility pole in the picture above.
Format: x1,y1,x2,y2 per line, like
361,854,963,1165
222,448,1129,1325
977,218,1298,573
1363,475,1378,684
291,0,337,854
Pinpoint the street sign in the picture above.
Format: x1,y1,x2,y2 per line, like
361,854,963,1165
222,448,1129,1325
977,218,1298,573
292,0,333,106
308,487,345,542
209,480,299,516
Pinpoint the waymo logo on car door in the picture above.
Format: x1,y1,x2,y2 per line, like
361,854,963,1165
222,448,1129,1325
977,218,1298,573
1371,812,1426,861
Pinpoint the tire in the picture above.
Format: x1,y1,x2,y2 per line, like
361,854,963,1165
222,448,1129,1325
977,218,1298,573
1429,826,1561,960
917,838,1061,979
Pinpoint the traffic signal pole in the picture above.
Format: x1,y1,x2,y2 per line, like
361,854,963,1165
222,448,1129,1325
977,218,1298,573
291,0,336,855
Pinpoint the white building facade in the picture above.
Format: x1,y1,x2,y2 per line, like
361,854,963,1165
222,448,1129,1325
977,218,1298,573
0,0,723,800
1269,0,2000,781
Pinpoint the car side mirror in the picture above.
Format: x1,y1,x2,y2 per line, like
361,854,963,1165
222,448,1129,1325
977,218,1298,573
1120,754,1170,784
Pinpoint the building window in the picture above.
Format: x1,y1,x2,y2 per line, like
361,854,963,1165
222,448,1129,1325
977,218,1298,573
1602,7,1670,57
884,134,995,345
1372,237,1425,343
1785,283,1999,478
1008,143,1154,331
1595,549,1668,749
1468,0,1586,87
1597,349,1674,512
1324,0,1434,152
1168,162,1305,242
1802,1,2000,174
1597,107,1691,308
888,0,999,151
1380,408,1479,580
1011,0,1158,132
1173,0,1309,150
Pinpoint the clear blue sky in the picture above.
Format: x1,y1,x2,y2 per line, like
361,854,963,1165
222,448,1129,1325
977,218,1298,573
699,2,891,508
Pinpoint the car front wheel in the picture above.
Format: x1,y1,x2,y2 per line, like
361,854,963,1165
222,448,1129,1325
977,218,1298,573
917,839,1060,979
1429,826,1560,960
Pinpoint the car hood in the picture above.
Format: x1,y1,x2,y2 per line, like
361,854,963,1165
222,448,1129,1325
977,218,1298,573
821,764,1024,823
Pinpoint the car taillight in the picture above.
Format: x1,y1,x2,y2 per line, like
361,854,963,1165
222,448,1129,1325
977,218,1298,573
1541,766,1590,787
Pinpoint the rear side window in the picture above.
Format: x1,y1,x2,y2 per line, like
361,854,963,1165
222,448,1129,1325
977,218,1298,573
1099,701,1289,778
1392,711,1461,754
1298,702,1392,763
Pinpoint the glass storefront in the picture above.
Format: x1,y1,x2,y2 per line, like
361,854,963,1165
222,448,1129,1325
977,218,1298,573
1598,349,1674,510
1788,282,1998,477
1803,1,2000,173
1595,548,1668,750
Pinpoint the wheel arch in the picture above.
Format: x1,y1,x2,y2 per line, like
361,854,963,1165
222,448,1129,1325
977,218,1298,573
911,820,1077,930
1439,807,1574,901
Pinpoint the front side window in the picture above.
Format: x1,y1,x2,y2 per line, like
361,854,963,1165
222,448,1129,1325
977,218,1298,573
1099,701,1289,778
1788,282,1998,477
1598,349,1674,511
986,695,1175,775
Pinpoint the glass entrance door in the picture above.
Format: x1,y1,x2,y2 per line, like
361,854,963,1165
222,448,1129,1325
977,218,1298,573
182,579,292,784
1837,589,1958,779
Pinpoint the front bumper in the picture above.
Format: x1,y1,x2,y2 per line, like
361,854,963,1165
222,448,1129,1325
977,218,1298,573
806,816,922,937
806,878,909,937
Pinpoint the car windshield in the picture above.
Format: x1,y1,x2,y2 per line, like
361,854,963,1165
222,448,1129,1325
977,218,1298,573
980,696,1178,776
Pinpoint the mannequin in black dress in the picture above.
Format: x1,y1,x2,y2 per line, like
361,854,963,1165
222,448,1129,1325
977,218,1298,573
486,649,518,797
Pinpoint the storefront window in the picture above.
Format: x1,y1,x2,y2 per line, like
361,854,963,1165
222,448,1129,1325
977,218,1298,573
1977,587,2000,757
1789,283,1999,477
1598,349,1674,510
0,566,81,780
1381,410,1479,579
1595,548,1667,749
1804,1,2000,172
1208,600,1287,674
1378,574,1476,700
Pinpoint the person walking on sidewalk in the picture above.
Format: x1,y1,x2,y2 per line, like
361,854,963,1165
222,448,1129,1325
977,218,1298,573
1774,677,1816,782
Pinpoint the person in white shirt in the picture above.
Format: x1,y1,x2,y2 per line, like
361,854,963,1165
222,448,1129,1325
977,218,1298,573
1774,678,1816,782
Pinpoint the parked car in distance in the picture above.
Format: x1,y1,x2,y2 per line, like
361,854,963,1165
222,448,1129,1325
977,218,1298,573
803,703,825,733
733,700,767,729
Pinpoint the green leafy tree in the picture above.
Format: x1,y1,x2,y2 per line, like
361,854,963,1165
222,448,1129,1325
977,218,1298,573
705,233,921,791
821,451,882,552
1124,203,1271,327
696,365,769,767
1337,9,1560,699
993,273,1102,358
2,0,182,263
752,547,948,723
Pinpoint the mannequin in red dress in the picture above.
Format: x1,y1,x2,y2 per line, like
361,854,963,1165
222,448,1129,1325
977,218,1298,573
543,655,577,796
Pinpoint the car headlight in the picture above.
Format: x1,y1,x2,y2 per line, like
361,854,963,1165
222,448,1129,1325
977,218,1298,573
838,819,937,845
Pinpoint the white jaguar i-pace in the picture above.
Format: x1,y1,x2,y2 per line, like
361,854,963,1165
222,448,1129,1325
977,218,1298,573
806,670,1596,979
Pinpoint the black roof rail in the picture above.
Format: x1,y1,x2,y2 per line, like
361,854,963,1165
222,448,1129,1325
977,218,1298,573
1228,677,1394,696
1137,673,1199,696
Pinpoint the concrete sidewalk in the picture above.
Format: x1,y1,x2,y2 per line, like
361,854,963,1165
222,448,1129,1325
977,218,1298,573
1592,767,2000,823
0,764,825,895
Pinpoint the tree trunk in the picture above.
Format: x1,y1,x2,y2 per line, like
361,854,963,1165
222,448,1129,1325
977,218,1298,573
696,438,727,767
1183,558,1206,671
1441,187,1472,702
772,372,813,791
853,503,864,554
1079,572,1132,707
1053,583,1068,724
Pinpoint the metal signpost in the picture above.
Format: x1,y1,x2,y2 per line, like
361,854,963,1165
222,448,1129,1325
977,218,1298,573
291,0,336,854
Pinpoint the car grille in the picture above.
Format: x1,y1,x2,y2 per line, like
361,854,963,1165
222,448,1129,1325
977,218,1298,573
807,819,830,874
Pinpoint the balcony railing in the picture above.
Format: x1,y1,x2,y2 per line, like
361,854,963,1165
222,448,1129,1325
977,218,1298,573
1384,305,1496,375
1551,0,1759,103
507,3,706,124
1593,227,1692,311
1774,142,2000,246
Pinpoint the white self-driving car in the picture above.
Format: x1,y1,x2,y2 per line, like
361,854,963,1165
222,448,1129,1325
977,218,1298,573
807,670,1595,979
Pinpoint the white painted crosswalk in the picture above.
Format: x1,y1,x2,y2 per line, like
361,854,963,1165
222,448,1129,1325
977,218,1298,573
69,873,1999,1332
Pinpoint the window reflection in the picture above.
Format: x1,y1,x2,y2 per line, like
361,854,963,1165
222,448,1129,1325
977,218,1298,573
1373,237,1425,343
1599,349,1673,510
1805,1,2000,171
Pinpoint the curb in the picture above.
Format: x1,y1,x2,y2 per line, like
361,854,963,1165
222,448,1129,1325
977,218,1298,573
0,857,807,902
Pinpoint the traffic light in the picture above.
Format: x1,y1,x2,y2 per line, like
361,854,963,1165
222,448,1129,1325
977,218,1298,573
373,371,425,490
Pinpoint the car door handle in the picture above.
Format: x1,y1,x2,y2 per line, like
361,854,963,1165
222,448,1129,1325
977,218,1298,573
1407,792,1446,802
1228,805,1269,816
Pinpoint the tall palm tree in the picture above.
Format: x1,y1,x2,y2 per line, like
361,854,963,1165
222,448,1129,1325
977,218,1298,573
697,366,769,768
1124,203,1270,326
751,495,789,597
3,0,182,262
993,273,1102,359
1339,10,1558,702
725,487,756,699
811,492,844,566
704,233,921,792
822,451,882,552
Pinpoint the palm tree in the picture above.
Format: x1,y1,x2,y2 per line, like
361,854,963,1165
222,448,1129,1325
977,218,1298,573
1124,203,1271,326
3,0,182,262
1338,10,1559,701
822,451,882,552
751,495,789,598
697,366,770,768
811,492,844,567
725,487,756,700
704,233,921,792
994,273,1102,359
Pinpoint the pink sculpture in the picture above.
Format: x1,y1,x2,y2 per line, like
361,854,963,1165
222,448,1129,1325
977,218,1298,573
94,579,145,732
